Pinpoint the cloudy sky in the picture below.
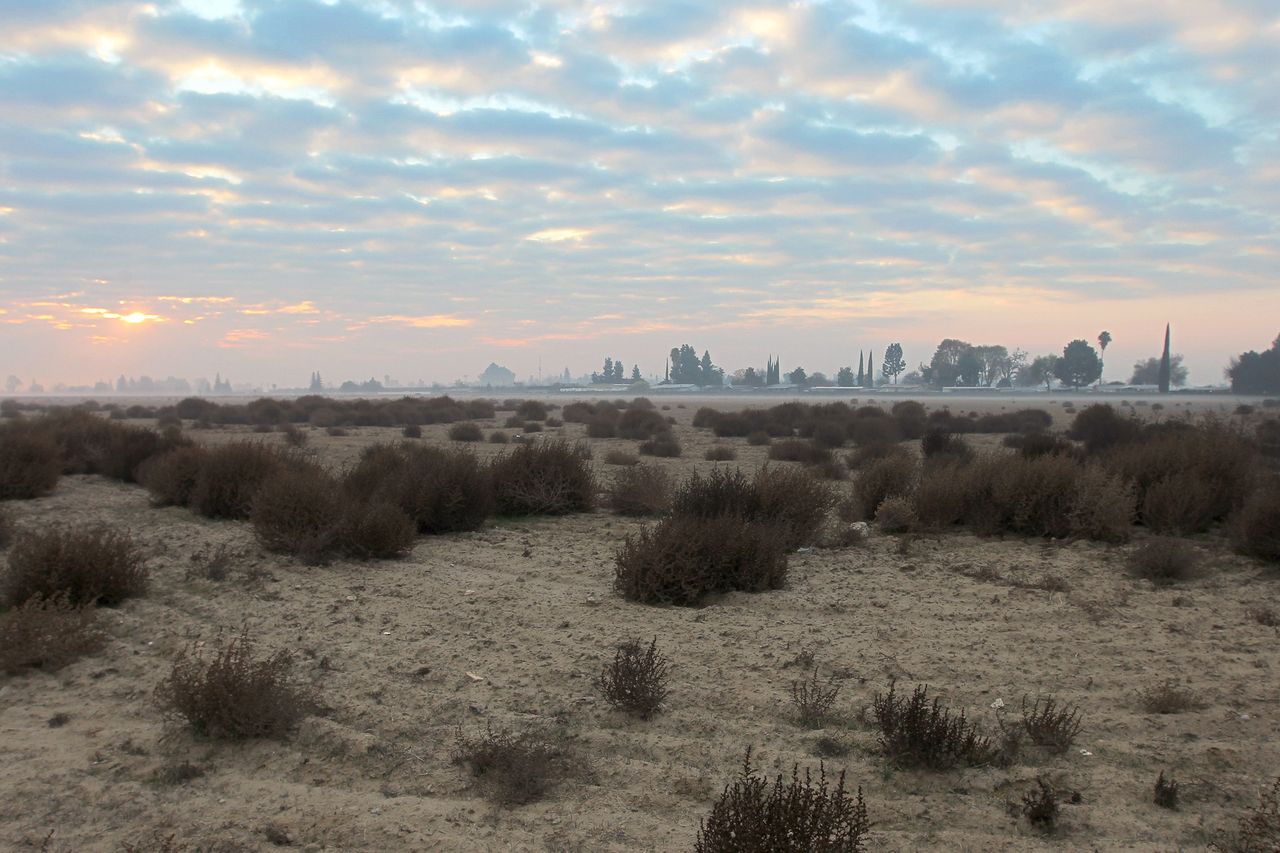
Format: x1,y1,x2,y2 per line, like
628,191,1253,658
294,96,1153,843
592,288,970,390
1,0,1277,388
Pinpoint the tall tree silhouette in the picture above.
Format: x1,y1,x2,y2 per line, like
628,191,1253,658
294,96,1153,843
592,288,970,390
1097,330,1112,388
1158,324,1171,393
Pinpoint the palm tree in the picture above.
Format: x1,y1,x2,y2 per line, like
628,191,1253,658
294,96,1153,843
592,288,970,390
1097,330,1112,388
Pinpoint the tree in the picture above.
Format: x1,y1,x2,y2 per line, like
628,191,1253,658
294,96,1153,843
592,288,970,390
787,366,807,385
882,344,906,384
1158,324,1171,393
4,375,20,394
864,350,875,388
856,353,864,386
972,345,1008,387
836,366,854,387
1097,331,1112,387
926,339,977,387
631,364,641,381
1023,355,1060,390
1227,334,1280,394
1131,355,1188,387
309,371,323,392
668,345,721,385
998,349,1027,387
1053,340,1102,389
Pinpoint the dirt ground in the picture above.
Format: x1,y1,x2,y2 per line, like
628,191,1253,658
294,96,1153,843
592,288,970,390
2,395,1278,851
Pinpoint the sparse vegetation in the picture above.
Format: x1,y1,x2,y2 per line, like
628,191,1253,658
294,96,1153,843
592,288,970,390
344,443,493,533
705,445,737,461
0,424,62,500
695,749,869,853
1214,776,1280,852
154,632,316,739
1138,680,1203,714
1232,481,1280,563
448,422,483,441
0,594,105,674
250,462,342,563
595,637,670,719
491,439,594,515
1020,695,1082,754
3,526,147,608
1154,772,1180,809
607,465,672,516
875,496,916,534
789,669,842,728
872,682,993,770
1021,776,1060,832
1128,537,1199,585
452,724,575,805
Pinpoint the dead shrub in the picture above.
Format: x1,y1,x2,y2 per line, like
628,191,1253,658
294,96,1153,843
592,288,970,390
190,442,288,520
1021,777,1061,832
604,449,639,466
872,682,993,770
335,500,417,559
1154,772,1180,810
1215,777,1280,852
705,445,737,461
402,424,422,439
608,465,672,516
0,594,105,674
452,724,574,805
515,400,548,422
754,466,836,548
615,515,787,606
1128,537,1199,585
852,452,918,520
488,430,509,444
790,669,842,728
491,439,594,516
280,423,308,447
875,496,917,534
522,422,543,434
695,749,869,853
1138,680,1203,714
596,637,670,719
154,631,316,739
344,444,493,533
138,445,208,507
921,429,971,461
769,439,833,466
1016,432,1077,459
0,425,61,499
810,421,847,449
3,526,146,608
639,432,682,457
892,400,928,439
617,408,668,440
1020,695,1082,754
448,422,483,442
1231,482,1280,563
1068,465,1137,543
670,467,758,519
250,463,342,563
746,430,771,446
1068,404,1141,453
846,442,902,471
913,458,992,530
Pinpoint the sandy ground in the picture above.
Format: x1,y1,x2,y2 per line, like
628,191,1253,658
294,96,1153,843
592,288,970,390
2,398,1278,851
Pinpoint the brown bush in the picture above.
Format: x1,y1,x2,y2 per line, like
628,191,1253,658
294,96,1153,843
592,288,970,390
850,416,901,447
138,445,208,507
596,637,670,719
1232,482,1280,562
639,432,682,457
3,526,147,608
0,594,105,674
608,465,672,516
618,408,668,440
852,452,918,520
250,464,342,563
769,440,833,466
604,449,639,466
0,505,10,549
695,750,868,853
1128,537,1199,585
753,466,835,548
1215,776,1280,852
1070,465,1137,543
1068,404,1141,453
891,400,928,439
515,400,548,422
873,682,993,770
448,422,483,441
913,458,993,530
875,496,917,534
489,430,509,444
402,424,423,439
615,515,787,606
1138,680,1203,714
335,500,417,559
344,443,493,533
586,417,618,438
670,467,758,520
0,426,61,499
190,442,289,519
705,445,737,461
747,430,771,446
491,439,594,516
921,429,972,461
522,422,543,434
154,632,316,739
452,724,575,805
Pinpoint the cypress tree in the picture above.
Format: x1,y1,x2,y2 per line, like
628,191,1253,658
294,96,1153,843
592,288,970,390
857,352,864,385
1158,324,1171,393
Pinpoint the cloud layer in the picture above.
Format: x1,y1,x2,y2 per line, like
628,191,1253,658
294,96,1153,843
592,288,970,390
2,0,1277,386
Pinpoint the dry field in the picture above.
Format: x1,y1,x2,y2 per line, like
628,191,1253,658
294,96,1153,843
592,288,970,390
1,394,1279,851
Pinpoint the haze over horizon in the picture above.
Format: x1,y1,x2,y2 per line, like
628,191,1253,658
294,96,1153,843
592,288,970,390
2,0,1277,389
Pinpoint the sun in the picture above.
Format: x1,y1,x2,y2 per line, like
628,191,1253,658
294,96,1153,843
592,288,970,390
120,312,149,324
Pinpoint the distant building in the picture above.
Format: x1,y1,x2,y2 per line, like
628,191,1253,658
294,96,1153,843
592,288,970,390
480,363,516,387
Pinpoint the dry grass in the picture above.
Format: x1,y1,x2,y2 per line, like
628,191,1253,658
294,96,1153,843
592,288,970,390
1128,537,1200,585
451,724,576,805
789,669,842,728
1138,680,1204,714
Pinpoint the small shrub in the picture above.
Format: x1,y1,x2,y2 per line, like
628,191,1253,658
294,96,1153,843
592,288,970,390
0,424,62,499
326,426,348,437
695,749,869,853
705,445,737,461
1014,432,1076,459
250,464,342,563
1138,680,1203,714
345,444,493,533
280,423,308,447
845,442,900,471
810,421,847,449
921,429,971,461
850,416,900,447
447,422,483,441
0,594,105,674
1249,606,1278,627
491,439,594,516
596,637,670,719
402,424,423,439
489,430,509,444
3,526,147,607
615,515,787,606
1215,777,1280,852
522,421,543,434
1021,777,1060,832
639,432,682,457
1068,404,1141,453
0,505,10,549
604,449,638,466
769,439,833,466
790,669,841,728
1232,482,1280,563
586,417,618,438
1128,537,1199,585
335,500,417,559
891,400,927,439
1154,772,1180,809
754,466,836,549
154,632,316,739
875,496,916,534
452,724,573,805
190,442,287,520
746,430,771,446
138,445,207,507
515,400,548,422
852,452,918,520
872,682,993,770
608,465,671,516
617,408,668,440
1020,695,1082,754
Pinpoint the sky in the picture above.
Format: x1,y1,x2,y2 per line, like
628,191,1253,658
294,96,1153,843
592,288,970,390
1,0,1278,389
